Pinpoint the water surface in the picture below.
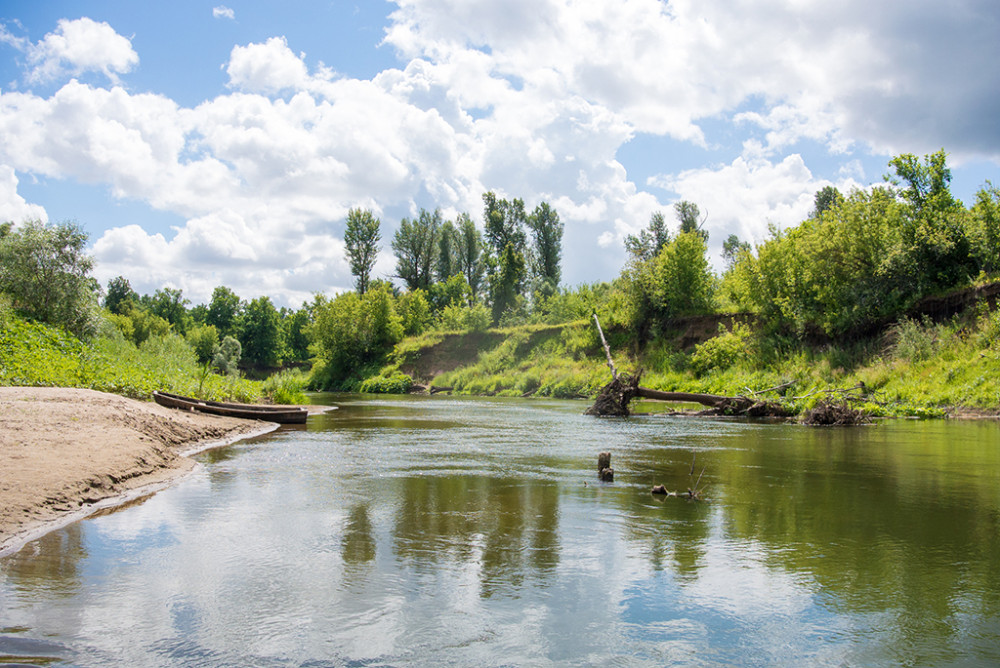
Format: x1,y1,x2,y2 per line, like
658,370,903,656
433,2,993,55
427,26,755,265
2,395,999,666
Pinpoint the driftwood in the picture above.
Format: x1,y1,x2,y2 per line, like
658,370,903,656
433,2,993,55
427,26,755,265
585,316,792,418
802,399,871,425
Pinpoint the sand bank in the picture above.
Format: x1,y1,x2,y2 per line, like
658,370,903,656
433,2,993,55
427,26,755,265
0,387,277,556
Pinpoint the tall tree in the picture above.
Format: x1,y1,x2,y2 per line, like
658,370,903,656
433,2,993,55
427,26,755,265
392,208,440,291
149,287,190,334
0,219,98,337
527,201,563,298
207,286,243,339
239,296,282,367
436,219,458,282
482,192,528,322
454,213,485,303
344,208,382,294
812,186,843,217
675,200,708,241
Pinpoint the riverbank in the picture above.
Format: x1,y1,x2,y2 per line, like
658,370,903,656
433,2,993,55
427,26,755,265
0,387,277,557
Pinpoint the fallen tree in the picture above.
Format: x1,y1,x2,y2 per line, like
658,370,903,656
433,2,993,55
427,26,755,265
586,314,793,418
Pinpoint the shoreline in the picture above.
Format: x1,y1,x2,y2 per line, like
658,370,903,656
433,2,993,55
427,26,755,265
0,387,281,558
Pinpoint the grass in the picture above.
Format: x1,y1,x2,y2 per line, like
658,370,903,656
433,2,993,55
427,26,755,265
353,302,1000,418
0,313,288,404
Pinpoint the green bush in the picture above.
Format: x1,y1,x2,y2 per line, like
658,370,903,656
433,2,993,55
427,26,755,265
358,372,413,394
261,368,308,404
690,322,753,376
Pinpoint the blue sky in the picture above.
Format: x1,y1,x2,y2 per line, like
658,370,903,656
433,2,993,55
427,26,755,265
1,0,998,307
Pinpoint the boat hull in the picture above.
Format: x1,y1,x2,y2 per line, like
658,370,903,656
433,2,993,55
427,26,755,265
152,391,308,424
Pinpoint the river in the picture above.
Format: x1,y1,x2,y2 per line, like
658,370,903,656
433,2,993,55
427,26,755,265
1,395,999,666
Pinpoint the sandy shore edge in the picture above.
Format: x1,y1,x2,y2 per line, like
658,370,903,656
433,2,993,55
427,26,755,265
0,387,283,557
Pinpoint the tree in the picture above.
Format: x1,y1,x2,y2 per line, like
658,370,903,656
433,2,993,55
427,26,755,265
812,186,843,217
149,287,190,334
282,305,312,363
0,219,98,337
721,234,751,271
625,211,670,262
239,296,282,367
344,208,382,294
482,192,528,322
527,201,563,298
392,208,440,291
436,219,458,282
454,213,485,303
213,335,242,375
206,286,242,339
887,149,957,212
104,276,139,315
675,200,708,241
186,324,219,364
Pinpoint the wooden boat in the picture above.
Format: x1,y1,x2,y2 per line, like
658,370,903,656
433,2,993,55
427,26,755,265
152,391,308,424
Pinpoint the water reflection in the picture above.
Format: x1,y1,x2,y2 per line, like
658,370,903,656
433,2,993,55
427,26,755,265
1,396,998,665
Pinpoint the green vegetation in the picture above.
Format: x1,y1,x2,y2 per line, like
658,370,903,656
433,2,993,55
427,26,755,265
3,151,998,418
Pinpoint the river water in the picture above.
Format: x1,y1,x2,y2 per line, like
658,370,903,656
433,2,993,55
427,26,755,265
1,395,999,666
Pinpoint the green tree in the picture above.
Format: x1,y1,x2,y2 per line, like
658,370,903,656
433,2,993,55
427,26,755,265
812,186,843,217
239,296,282,367
206,286,243,339
104,276,138,315
392,208,440,291
311,283,403,386
282,305,312,363
625,211,670,262
675,200,708,241
454,213,485,303
436,219,458,282
0,219,98,337
213,335,242,375
482,192,528,323
527,201,563,299
969,183,1000,273
721,234,751,271
344,208,382,294
186,324,219,364
149,287,190,334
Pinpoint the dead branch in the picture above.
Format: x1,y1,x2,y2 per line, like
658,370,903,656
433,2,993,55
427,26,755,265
592,313,618,380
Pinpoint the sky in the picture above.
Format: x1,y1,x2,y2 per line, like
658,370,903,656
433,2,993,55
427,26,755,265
1,0,998,308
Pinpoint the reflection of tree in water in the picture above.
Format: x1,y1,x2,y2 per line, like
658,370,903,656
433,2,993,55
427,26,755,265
2,524,87,598
341,503,376,565
392,475,560,598
716,426,1000,664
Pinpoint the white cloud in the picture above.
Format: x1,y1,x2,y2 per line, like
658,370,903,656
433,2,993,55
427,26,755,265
24,17,138,84
226,37,311,93
0,166,48,223
213,6,236,20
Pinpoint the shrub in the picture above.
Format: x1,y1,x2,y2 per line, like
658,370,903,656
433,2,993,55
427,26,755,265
690,322,752,376
358,372,413,394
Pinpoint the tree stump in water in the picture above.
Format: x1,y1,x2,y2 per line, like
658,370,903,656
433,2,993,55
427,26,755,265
585,373,641,417
597,451,614,481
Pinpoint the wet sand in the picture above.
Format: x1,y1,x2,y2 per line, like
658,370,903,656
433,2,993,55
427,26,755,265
0,387,277,556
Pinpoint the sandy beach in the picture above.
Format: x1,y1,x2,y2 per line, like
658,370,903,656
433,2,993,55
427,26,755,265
0,387,278,556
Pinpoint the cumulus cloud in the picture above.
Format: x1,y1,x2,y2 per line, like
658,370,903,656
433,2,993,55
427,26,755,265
0,165,48,223
213,6,236,20
1,2,997,303
23,17,138,84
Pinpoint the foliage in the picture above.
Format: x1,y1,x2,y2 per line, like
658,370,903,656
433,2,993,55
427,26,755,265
625,211,669,262
527,201,563,299
0,219,99,338
261,368,308,404
148,287,191,334
310,283,404,388
358,371,413,394
397,288,432,336
439,302,491,332
454,213,485,302
393,208,440,291
104,276,138,315
0,312,260,403
624,231,715,332
239,296,282,366
213,335,242,375
187,323,219,364
674,200,707,241
968,182,1000,273
690,322,753,376
207,286,243,338
344,208,382,294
